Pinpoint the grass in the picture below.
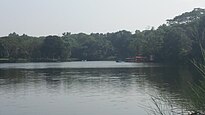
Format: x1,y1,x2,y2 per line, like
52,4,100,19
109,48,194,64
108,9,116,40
147,44,205,115
146,95,188,115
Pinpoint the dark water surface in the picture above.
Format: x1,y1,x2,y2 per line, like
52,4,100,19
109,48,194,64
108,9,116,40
0,61,195,115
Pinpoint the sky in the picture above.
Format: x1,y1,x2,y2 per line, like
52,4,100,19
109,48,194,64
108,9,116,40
0,0,205,37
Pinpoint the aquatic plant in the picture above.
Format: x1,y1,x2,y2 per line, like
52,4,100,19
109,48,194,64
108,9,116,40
147,44,205,115
189,44,205,113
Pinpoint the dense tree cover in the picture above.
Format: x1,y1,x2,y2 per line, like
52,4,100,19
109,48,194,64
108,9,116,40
0,8,205,63
0,33,43,61
167,8,205,25
40,35,71,60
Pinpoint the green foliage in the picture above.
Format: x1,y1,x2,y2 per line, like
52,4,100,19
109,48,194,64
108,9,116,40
106,30,133,59
167,8,205,25
187,45,205,113
0,34,42,60
41,35,71,60
0,8,205,63
69,33,113,60
161,27,192,62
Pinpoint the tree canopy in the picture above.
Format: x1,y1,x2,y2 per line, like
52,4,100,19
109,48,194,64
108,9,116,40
0,8,205,63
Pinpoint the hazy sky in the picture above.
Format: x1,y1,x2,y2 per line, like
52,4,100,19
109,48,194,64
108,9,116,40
0,0,205,36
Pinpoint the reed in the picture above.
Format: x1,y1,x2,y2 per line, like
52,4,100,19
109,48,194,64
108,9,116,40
188,44,205,113
148,44,205,115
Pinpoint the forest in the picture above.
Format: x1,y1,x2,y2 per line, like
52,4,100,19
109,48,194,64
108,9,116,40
0,8,205,63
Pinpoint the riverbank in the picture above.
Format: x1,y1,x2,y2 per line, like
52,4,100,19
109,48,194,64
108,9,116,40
0,58,72,63
0,57,118,63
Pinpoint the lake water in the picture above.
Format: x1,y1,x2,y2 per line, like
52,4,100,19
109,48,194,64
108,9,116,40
0,61,195,115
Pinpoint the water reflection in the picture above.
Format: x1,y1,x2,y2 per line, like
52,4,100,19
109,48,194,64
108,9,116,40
0,67,196,96
0,66,197,115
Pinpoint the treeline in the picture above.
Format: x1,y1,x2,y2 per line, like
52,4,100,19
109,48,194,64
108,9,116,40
0,8,205,63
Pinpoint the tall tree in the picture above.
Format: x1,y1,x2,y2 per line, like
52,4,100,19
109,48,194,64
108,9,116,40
106,30,133,59
167,8,205,25
41,36,70,60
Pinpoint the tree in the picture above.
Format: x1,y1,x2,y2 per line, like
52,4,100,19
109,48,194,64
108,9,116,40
106,30,133,59
161,27,192,62
184,15,205,61
0,42,7,58
41,36,70,60
167,8,205,25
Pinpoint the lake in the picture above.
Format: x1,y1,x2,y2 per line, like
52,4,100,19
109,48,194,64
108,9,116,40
0,61,196,115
